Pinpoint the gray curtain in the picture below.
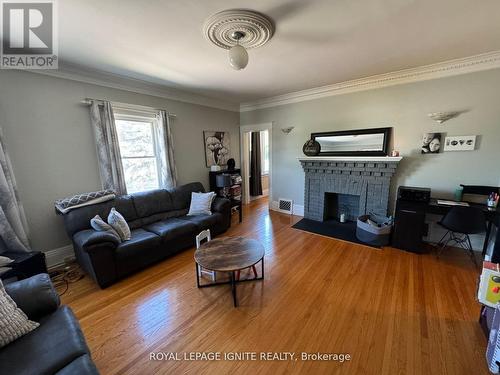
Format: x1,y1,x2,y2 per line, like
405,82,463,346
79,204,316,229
154,110,177,189
89,101,127,195
0,129,30,253
250,132,263,196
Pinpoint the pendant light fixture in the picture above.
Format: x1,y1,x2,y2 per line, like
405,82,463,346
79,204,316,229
228,31,249,70
203,9,274,70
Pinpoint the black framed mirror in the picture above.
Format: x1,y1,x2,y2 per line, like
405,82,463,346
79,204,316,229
311,127,391,157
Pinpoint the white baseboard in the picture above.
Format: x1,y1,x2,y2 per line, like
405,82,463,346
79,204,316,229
270,201,304,216
293,204,304,217
270,200,279,211
44,244,75,270
249,192,269,201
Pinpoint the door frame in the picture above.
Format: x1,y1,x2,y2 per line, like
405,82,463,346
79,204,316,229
239,122,273,207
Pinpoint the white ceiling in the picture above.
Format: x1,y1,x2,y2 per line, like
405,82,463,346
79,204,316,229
59,0,500,105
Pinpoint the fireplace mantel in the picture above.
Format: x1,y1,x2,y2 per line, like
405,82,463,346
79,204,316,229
298,156,403,162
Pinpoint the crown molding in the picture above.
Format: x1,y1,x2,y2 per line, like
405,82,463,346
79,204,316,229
25,50,500,113
30,63,240,112
240,50,500,112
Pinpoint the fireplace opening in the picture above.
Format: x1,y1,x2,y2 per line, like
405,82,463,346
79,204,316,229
323,193,360,222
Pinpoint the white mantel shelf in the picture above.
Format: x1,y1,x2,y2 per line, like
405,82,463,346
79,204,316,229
298,156,403,162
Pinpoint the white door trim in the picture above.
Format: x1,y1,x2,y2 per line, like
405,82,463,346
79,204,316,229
239,122,273,207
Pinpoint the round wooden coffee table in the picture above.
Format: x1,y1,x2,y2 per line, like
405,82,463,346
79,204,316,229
194,236,265,307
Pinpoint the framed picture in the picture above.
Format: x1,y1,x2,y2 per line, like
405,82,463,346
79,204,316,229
421,133,443,154
203,131,230,167
444,135,476,151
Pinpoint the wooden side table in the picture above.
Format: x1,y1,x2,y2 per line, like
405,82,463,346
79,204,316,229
0,251,48,281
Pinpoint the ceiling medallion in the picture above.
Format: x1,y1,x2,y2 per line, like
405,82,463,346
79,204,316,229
203,9,275,70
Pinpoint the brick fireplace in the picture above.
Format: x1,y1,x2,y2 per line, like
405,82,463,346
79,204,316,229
299,157,402,222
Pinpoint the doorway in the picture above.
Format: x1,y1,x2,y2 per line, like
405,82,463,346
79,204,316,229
240,123,272,207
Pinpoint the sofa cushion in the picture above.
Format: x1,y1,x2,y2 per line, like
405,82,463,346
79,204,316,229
187,192,216,216
55,354,99,375
179,213,222,231
0,305,90,375
169,182,205,210
108,208,131,241
114,229,162,261
144,218,197,241
90,215,121,242
140,209,190,226
131,189,173,218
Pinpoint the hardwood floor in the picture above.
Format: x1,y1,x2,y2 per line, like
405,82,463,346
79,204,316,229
62,197,488,374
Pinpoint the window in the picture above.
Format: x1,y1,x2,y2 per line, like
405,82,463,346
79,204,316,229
260,130,270,175
115,114,160,194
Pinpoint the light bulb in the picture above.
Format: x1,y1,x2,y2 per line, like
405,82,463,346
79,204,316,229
228,44,248,70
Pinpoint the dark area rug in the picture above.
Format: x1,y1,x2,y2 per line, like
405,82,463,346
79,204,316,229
292,218,380,249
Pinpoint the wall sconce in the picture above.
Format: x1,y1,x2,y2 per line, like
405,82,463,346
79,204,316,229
428,111,463,124
281,126,294,135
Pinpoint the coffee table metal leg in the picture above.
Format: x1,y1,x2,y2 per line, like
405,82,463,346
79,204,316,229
231,271,237,307
195,263,200,288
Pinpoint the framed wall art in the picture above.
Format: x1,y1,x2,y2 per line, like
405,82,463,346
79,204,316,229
421,133,443,154
203,131,230,167
443,135,476,151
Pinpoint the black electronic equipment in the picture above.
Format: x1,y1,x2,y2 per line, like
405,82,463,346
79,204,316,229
397,186,431,203
392,186,431,253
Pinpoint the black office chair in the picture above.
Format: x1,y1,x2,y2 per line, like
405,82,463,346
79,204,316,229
437,206,486,266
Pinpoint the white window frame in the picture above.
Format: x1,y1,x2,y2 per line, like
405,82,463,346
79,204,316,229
114,111,162,194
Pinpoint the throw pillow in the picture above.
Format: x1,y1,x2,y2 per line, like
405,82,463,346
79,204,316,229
0,256,14,267
187,192,216,216
108,208,131,241
0,280,39,348
90,215,121,243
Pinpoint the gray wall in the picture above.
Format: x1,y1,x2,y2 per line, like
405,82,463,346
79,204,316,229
241,69,500,245
0,70,240,253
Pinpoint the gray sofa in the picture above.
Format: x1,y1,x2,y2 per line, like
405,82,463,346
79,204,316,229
61,182,231,288
0,274,99,375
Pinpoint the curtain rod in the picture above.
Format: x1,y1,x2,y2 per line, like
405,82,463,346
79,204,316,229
80,98,177,118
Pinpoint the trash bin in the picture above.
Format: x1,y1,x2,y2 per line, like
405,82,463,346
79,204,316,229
356,214,393,247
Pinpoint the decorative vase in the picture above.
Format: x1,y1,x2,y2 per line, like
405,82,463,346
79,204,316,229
302,139,321,156
454,187,463,202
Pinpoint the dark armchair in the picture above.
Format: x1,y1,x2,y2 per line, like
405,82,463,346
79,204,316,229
0,274,99,375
